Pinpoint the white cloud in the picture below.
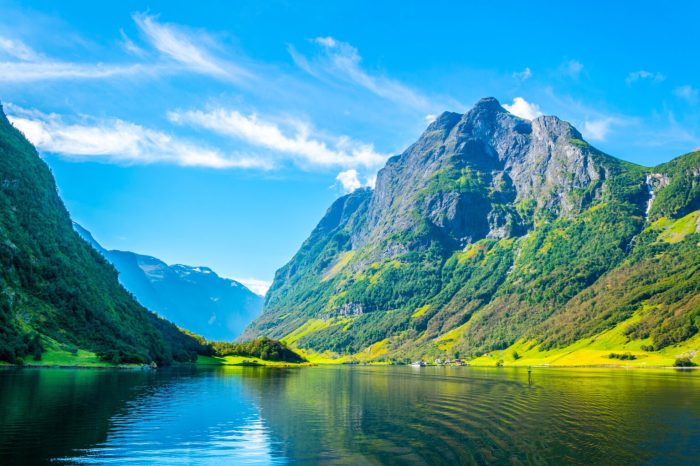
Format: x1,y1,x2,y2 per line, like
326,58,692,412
583,117,621,141
424,114,437,124
133,13,250,81
0,15,252,84
119,29,146,57
673,85,699,103
336,169,362,192
168,108,388,169
0,61,160,82
313,36,337,48
365,174,377,189
625,70,665,85
0,36,40,61
6,104,269,169
287,45,314,75
0,31,158,83
513,67,532,80
234,277,271,296
291,37,432,110
335,168,377,193
502,97,543,120
564,59,583,78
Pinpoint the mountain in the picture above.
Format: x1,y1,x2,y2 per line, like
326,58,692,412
0,103,206,365
73,223,263,341
243,97,700,365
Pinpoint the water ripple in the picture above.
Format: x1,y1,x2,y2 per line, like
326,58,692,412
1,366,699,465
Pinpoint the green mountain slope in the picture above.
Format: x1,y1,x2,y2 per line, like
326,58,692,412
0,104,206,365
243,98,700,365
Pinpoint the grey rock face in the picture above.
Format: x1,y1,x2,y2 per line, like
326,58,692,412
351,97,610,257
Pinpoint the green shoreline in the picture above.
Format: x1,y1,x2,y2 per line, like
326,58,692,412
2,331,696,370
0,355,313,370
1,361,697,370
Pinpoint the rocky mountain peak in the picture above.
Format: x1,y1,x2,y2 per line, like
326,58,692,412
472,96,504,112
425,111,462,134
351,97,622,256
531,115,582,142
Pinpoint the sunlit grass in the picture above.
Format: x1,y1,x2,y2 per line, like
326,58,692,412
281,319,336,346
37,348,113,367
321,251,355,281
469,312,700,367
435,321,472,352
411,304,431,319
649,210,700,244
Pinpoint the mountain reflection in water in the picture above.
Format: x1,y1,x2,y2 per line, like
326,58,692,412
1,366,699,465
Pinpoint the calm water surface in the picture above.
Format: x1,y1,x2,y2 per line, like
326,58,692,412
1,365,699,465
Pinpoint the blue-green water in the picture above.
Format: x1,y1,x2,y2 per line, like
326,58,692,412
1,366,699,465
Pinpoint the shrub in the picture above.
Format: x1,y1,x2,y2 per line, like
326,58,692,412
608,352,636,360
211,337,305,363
674,357,697,367
27,334,44,361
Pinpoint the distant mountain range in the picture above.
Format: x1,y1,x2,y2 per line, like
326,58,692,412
74,224,262,342
0,103,205,365
243,97,700,365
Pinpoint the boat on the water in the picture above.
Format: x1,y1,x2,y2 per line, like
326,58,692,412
410,361,426,367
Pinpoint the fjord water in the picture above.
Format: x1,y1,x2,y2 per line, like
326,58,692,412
1,367,699,465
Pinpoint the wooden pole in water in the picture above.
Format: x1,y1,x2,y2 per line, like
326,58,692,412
528,366,533,385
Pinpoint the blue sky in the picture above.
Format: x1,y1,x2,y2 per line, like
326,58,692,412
1,0,698,293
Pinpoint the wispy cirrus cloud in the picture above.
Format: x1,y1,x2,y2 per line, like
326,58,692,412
0,33,155,82
512,67,532,81
0,61,163,83
625,70,665,85
119,29,147,57
642,111,700,148
290,36,434,111
6,104,269,169
562,59,584,78
132,13,251,81
0,14,251,84
0,36,41,61
583,117,621,141
168,107,389,169
673,85,699,104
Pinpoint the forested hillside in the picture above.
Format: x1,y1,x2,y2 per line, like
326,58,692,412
0,103,206,365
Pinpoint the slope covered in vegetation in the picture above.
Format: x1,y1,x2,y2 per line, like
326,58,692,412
0,104,206,365
244,98,699,366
